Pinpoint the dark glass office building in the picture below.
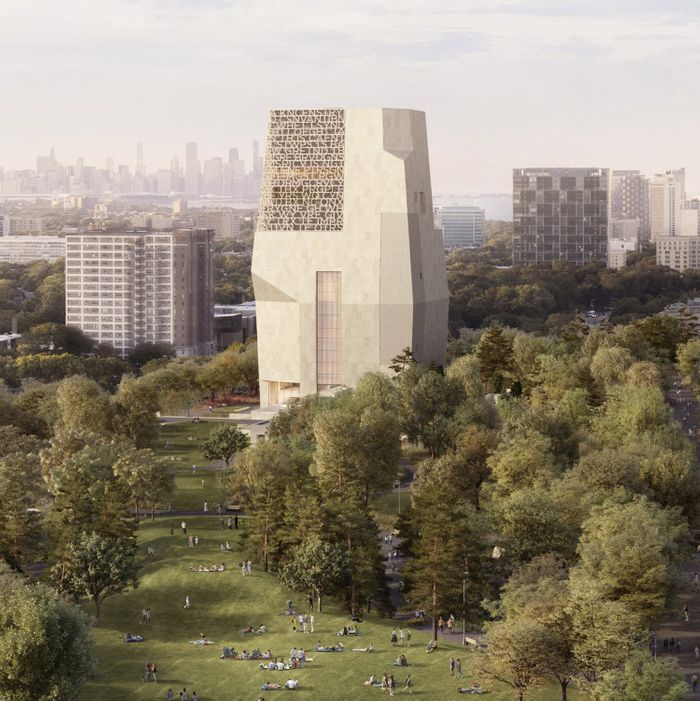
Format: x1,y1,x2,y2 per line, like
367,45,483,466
513,168,609,266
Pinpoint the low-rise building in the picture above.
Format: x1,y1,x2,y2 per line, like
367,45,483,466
0,235,65,263
656,235,700,272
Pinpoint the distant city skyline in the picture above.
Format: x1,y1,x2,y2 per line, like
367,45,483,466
2,1,700,193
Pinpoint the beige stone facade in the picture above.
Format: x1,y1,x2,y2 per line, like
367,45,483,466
252,108,449,406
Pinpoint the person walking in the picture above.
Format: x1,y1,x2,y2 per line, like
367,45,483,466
191,693,197,701
308,592,313,610
406,630,411,647
456,658,463,678
167,689,174,701
181,521,187,534
309,614,315,633
389,675,396,697
449,656,455,678
695,645,700,660
241,561,246,576
693,673,699,692
203,501,208,512
398,628,405,647
228,516,233,530
402,675,413,694
247,560,252,574
234,514,239,529
184,595,190,609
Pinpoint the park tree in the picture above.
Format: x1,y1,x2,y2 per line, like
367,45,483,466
576,497,687,623
54,375,113,437
496,487,578,564
389,346,416,374
279,538,349,612
487,430,558,493
404,480,478,641
127,342,175,368
567,572,646,682
590,346,634,395
227,439,291,572
16,322,94,356
112,375,160,447
201,423,251,469
498,556,579,700
0,451,45,568
475,324,513,392
592,650,689,701
396,367,464,457
483,617,553,701
625,361,662,389
56,532,138,623
445,354,484,401
0,564,95,701
113,447,173,522
43,439,134,543
312,404,400,504
677,339,700,387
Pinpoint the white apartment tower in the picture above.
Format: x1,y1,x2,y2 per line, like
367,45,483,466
252,108,449,406
650,169,687,240
65,230,215,357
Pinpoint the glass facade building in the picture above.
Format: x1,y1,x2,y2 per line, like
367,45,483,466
513,168,609,266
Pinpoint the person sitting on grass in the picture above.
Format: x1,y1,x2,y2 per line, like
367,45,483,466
352,643,374,652
337,626,349,636
218,563,226,572
425,639,438,653
257,625,268,634
348,624,359,635
394,654,409,667
242,626,255,635
284,679,299,689
220,647,237,659
362,674,378,687
124,633,144,643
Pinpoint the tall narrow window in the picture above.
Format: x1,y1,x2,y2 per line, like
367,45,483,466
316,271,341,389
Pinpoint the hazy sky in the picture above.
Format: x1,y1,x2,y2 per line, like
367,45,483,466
2,0,700,193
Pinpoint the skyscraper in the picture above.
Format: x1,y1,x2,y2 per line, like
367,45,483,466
185,142,200,196
513,168,609,266
436,206,485,249
65,229,215,357
252,107,448,406
650,169,687,240
135,142,145,177
610,170,649,244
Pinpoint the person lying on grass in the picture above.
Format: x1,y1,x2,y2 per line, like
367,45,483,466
352,643,375,652
124,633,144,643
190,634,214,645
261,682,281,691
314,641,344,652
362,674,382,687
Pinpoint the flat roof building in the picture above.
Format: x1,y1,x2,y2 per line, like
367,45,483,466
436,206,485,250
252,108,448,406
65,229,214,357
0,235,65,263
513,168,609,266
657,235,700,272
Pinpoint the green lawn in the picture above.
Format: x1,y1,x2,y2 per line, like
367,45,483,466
84,516,584,701
154,422,228,511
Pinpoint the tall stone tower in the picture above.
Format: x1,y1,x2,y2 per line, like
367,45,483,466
252,108,448,406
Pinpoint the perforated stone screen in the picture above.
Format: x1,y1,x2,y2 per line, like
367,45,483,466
258,109,345,231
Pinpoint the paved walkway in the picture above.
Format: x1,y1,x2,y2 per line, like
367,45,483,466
656,373,700,693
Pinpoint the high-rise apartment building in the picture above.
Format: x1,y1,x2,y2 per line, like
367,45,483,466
185,142,200,196
65,230,215,357
192,209,241,240
513,168,609,266
252,107,448,406
610,170,649,243
650,169,687,240
657,235,700,272
436,206,485,249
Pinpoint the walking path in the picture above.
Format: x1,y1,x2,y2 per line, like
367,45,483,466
656,373,700,694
